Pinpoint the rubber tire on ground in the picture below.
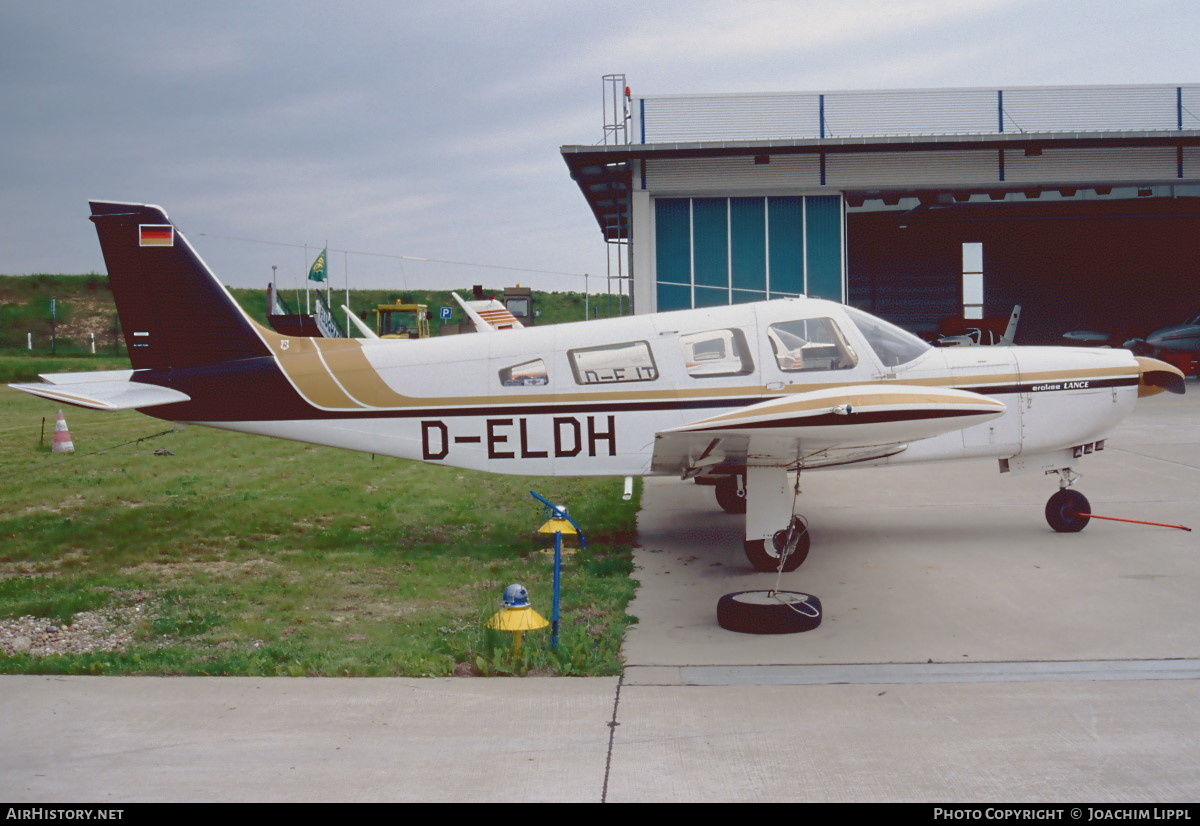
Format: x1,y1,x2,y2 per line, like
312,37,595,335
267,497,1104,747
714,476,747,514
717,590,823,634
1046,488,1091,532
743,525,810,572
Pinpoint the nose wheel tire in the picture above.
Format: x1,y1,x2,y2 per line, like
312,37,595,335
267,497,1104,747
1046,489,1091,533
744,521,810,572
717,590,823,634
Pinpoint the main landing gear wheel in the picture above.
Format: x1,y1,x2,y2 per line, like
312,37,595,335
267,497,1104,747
743,518,810,572
714,476,747,514
717,590,823,634
1046,489,1091,533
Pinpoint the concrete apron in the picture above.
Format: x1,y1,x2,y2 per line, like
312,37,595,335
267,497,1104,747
623,388,1200,680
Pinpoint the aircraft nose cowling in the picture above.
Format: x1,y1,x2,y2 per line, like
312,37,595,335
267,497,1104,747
1136,356,1186,396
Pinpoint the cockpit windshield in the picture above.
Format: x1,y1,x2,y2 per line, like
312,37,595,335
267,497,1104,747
842,305,931,368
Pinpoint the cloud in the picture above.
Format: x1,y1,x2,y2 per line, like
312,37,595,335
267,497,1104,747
2,0,1198,292
604,0,1021,77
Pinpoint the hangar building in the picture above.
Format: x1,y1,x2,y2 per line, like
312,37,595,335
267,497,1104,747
561,80,1200,343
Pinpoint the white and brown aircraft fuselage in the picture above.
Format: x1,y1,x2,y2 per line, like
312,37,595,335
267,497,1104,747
11,202,1185,572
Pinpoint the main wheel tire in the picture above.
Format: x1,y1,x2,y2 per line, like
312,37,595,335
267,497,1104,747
714,476,747,514
743,524,810,572
1046,489,1091,532
717,590,823,634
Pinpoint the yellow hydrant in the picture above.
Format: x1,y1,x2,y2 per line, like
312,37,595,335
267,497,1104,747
485,584,549,655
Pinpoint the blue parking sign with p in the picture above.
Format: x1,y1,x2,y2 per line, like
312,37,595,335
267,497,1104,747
439,306,453,319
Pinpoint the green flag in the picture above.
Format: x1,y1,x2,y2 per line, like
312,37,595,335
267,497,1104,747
308,248,327,283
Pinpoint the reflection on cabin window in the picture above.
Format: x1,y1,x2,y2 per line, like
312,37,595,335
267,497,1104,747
680,329,754,377
500,359,548,387
768,318,858,372
569,341,658,385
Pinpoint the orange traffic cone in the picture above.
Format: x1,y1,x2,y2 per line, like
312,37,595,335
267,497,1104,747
52,409,74,454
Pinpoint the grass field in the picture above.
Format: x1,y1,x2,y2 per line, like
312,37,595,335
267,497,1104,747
0,273,628,370
0,387,640,676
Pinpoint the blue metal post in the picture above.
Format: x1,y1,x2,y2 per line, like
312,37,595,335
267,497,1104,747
639,98,646,144
997,90,1004,133
551,530,562,649
529,490,586,651
1178,87,1184,131
818,94,825,139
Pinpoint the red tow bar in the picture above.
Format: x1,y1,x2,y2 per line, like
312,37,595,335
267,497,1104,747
1077,513,1192,532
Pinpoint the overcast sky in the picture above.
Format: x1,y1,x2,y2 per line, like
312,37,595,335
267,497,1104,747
2,0,1197,295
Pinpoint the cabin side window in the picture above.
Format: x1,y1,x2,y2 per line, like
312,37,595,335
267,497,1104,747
680,329,754,377
768,318,858,372
569,341,659,385
499,358,548,387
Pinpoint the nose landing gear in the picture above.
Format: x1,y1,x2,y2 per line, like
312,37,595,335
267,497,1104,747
1045,468,1091,532
1046,488,1092,532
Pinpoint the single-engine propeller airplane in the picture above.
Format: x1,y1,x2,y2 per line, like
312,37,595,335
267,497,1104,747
10,202,1187,572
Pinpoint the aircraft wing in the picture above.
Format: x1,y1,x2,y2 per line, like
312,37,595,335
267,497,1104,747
9,370,191,411
651,384,1005,475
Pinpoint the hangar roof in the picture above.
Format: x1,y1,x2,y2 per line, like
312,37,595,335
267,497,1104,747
562,130,1200,241
562,83,1200,240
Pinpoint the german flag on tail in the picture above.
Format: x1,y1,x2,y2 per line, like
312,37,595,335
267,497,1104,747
139,224,174,246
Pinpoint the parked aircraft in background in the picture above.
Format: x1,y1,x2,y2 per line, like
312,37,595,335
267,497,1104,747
936,305,1021,347
1065,311,1200,376
9,202,1186,573
1144,312,1200,352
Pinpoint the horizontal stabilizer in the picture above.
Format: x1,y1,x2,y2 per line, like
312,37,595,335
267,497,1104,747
36,369,140,385
10,376,191,411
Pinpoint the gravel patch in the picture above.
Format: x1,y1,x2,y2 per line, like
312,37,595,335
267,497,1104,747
0,602,150,656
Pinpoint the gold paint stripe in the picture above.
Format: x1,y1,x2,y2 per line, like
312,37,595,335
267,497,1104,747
315,339,414,407
251,323,365,409
691,392,1002,425
898,366,1133,388
361,366,1130,413
280,348,366,409
249,316,1142,413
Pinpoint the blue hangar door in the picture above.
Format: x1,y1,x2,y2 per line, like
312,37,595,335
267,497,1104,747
654,195,844,312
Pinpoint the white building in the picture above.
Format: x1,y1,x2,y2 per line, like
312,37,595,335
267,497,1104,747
562,80,1200,342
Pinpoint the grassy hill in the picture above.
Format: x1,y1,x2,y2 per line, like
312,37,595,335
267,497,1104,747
0,273,629,382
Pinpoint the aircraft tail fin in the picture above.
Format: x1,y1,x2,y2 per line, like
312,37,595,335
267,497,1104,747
1000,305,1021,346
452,291,524,332
89,201,271,371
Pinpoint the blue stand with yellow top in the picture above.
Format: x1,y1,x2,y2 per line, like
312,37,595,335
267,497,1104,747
530,491,587,650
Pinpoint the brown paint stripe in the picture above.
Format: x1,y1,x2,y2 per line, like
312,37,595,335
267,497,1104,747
683,391,1002,427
